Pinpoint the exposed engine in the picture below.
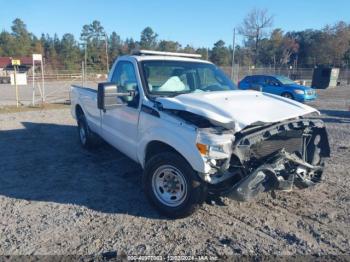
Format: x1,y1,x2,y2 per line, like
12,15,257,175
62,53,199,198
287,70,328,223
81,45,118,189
210,118,330,201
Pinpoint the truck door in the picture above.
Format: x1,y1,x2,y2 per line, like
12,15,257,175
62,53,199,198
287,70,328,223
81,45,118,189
100,61,141,161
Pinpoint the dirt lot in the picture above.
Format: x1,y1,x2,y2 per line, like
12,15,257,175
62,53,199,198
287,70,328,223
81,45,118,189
0,86,349,258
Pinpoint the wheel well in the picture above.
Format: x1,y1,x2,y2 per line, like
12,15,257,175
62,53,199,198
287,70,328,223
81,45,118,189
75,105,84,119
282,92,293,98
145,141,178,164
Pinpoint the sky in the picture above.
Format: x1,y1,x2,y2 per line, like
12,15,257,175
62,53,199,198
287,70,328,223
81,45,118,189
0,0,349,48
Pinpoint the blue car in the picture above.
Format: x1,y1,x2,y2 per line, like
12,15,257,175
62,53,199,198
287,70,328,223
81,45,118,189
238,75,317,102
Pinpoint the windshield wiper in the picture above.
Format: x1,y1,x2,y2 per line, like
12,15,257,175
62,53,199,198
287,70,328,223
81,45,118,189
150,90,193,97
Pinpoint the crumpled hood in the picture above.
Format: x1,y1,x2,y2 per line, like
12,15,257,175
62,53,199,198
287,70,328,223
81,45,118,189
156,90,319,131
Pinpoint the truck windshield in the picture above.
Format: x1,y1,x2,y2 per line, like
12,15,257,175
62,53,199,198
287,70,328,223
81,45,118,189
141,60,237,96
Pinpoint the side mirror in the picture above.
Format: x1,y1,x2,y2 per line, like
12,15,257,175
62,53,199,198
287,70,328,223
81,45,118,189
97,82,135,111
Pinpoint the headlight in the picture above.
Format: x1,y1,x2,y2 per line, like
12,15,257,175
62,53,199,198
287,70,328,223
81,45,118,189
196,130,234,159
208,144,230,159
294,89,305,95
196,143,231,159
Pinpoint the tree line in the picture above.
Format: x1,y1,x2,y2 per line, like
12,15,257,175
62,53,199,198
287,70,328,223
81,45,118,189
0,9,350,72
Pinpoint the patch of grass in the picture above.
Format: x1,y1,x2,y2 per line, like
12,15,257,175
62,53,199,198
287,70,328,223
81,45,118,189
0,103,70,114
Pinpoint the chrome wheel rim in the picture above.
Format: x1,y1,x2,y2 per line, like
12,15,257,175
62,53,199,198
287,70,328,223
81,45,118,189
79,125,86,144
151,165,187,207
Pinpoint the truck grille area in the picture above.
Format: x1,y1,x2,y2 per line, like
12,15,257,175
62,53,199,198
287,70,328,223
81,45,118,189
250,130,303,159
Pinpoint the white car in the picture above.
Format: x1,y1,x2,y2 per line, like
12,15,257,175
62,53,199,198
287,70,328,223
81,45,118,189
70,50,330,218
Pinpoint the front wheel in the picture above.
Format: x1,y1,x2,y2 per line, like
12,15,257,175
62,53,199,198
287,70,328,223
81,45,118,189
281,92,294,100
143,152,207,218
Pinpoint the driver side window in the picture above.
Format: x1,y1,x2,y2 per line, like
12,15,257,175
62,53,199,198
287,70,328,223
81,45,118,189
266,77,280,86
111,61,139,108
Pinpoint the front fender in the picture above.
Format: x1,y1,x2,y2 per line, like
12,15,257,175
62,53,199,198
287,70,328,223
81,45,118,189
137,114,208,173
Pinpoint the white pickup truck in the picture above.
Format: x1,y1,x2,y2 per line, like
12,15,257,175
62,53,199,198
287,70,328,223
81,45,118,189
71,50,330,218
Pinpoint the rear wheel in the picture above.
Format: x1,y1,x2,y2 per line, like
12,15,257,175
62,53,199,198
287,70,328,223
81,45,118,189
281,92,294,100
143,152,207,218
77,111,95,149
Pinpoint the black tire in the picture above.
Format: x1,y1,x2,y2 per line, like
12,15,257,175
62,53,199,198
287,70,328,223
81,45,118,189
77,113,95,149
143,152,207,218
281,92,294,100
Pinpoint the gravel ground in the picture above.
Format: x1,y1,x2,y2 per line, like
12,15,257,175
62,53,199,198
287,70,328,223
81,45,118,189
0,87,349,258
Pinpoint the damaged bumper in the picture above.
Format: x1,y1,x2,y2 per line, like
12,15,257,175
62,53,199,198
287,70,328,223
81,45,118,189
207,118,331,201
228,149,325,201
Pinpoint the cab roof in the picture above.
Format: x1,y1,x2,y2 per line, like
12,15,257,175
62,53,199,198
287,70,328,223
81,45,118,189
131,55,211,64
126,49,211,64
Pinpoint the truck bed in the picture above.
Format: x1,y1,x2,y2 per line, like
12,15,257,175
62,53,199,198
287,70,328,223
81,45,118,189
70,84,101,134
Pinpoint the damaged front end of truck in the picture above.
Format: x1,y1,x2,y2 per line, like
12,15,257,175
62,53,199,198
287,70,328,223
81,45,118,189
225,118,330,201
156,92,331,201
172,111,330,201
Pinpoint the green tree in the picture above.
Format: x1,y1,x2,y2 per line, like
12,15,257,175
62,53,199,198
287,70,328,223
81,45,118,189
234,45,253,66
60,33,80,70
0,31,15,56
289,29,318,67
123,38,137,54
140,27,158,50
210,40,230,66
1,17,349,72
31,35,42,54
324,21,350,66
81,20,106,70
196,47,209,60
11,18,29,37
11,18,32,56
182,45,196,53
41,34,58,70
81,20,105,41
158,40,181,52
109,31,122,62
258,29,299,67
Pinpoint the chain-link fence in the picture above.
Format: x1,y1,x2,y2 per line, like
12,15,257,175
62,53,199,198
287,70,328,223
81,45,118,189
25,63,350,86
2,63,350,106
27,66,108,83
221,66,350,86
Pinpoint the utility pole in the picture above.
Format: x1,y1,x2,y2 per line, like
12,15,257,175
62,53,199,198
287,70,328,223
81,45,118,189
41,57,45,103
84,42,87,79
14,65,19,108
32,58,35,106
104,33,109,74
11,59,21,107
81,61,85,86
79,42,87,85
231,28,236,82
